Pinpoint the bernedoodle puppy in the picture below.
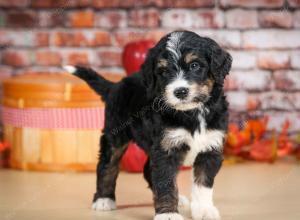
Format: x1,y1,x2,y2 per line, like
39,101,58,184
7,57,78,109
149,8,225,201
64,30,232,220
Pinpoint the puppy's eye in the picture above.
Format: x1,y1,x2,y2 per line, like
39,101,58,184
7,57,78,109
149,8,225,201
158,69,168,77
189,62,200,71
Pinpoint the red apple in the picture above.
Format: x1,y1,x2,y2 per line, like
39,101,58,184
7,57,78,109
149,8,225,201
122,40,155,75
120,142,148,173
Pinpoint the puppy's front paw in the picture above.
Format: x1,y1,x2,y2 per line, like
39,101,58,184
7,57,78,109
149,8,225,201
191,202,220,220
92,198,116,211
154,213,184,220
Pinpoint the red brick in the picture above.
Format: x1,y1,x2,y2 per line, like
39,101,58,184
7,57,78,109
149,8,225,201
2,50,32,67
93,31,112,46
129,8,160,28
226,9,258,29
75,0,91,6
259,11,293,28
0,0,29,7
6,11,37,28
114,31,148,47
113,30,164,47
162,9,224,28
259,92,294,110
144,30,167,42
224,77,235,91
267,111,300,132
35,32,49,47
38,11,65,27
243,30,300,49
294,11,300,27
95,10,127,28
162,9,225,29
196,30,241,48
31,0,67,7
53,31,88,47
35,50,62,66
31,0,90,8
257,51,290,70
291,51,300,69
92,0,214,8
54,31,111,47
92,0,143,8
288,0,300,7
54,32,89,47
220,0,284,8
226,91,259,111
162,9,193,28
66,51,91,66
97,49,122,67
274,70,300,91
226,70,272,91
229,51,256,69
67,10,94,28
158,0,214,8
193,10,224,28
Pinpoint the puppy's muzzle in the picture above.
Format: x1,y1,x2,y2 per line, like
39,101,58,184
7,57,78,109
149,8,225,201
173,87,189,100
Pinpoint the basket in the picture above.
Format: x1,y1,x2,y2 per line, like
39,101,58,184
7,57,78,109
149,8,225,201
1,72,122,172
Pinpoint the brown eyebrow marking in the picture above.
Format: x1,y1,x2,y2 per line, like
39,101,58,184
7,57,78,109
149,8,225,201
158,58,168,67
185,53,199,63
201,79,214,94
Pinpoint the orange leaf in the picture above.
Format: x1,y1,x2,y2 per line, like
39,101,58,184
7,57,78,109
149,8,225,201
249,132,277,162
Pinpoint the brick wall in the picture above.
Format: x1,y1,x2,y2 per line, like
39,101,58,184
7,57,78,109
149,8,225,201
0,0,300,131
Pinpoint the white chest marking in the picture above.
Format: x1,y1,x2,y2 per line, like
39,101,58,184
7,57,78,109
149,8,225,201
161,116,224,166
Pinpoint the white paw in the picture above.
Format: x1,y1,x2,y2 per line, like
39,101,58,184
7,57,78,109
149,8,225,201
63,65,77,74
191,203,220,220
92,198,116,211
154,213,184,220
178,195,190,209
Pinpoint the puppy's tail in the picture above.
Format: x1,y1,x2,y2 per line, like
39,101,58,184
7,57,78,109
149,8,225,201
63,65,114,101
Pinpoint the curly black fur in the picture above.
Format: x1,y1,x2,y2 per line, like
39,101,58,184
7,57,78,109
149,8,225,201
67,30,232,218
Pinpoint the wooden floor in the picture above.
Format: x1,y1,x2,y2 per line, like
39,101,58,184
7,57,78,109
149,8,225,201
0,163,299,220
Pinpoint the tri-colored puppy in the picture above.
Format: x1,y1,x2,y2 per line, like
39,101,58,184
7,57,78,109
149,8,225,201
64,30,232,220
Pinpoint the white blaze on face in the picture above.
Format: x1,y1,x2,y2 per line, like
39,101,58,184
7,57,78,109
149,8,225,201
164,31,207,111
166,32,183,61
165,70,190,108
164,69,202,111
165,32,198,111
164,76,203,111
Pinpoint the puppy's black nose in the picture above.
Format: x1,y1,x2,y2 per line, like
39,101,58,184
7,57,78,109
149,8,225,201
174,87,189,99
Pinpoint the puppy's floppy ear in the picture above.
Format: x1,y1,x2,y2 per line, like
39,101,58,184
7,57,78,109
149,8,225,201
209,44,232,85
141,47,157,99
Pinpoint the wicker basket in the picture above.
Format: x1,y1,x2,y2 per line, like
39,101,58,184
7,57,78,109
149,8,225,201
1,73,122,172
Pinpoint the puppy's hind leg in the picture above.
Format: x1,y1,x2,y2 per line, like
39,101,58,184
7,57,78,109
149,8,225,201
92,134,128,211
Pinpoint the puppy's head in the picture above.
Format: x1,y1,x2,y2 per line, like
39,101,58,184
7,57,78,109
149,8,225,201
141,31,232,111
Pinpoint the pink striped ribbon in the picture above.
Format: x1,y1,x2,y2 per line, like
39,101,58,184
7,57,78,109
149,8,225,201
1,107,105,129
